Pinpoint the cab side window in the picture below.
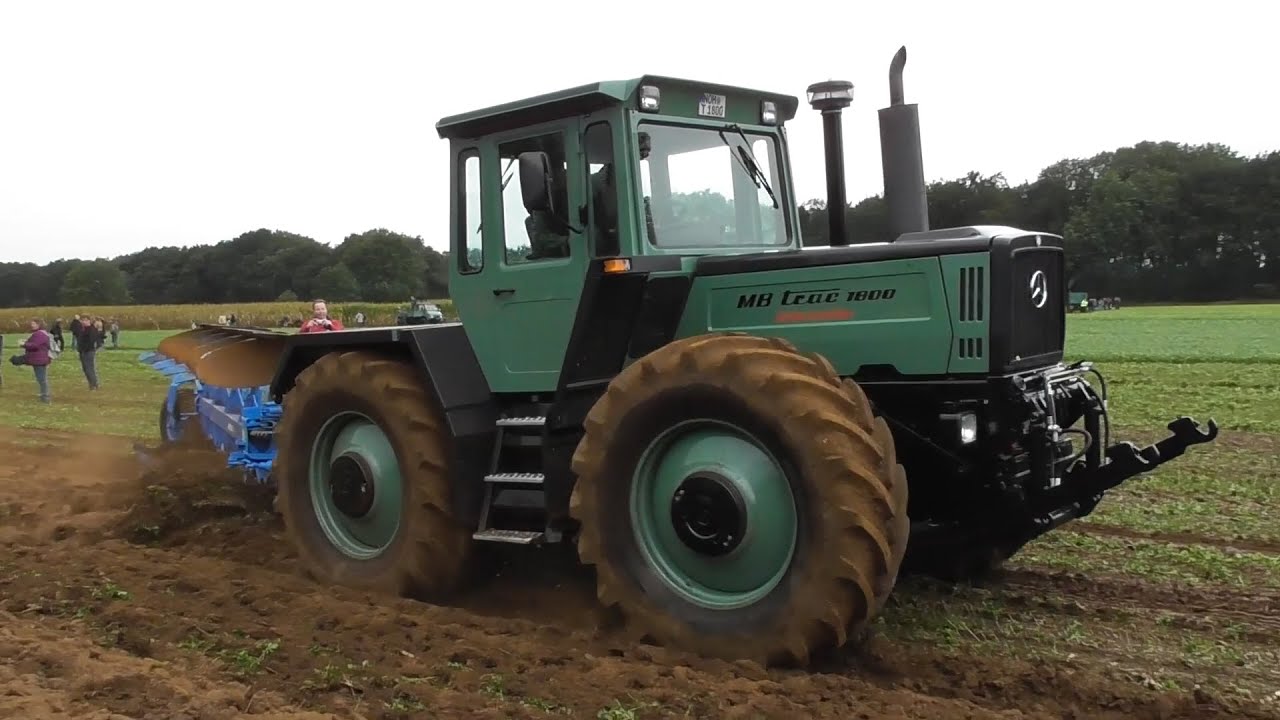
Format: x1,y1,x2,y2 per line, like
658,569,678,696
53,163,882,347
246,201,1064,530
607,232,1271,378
498,132,570,264
458,149,482,273
584,122,619,257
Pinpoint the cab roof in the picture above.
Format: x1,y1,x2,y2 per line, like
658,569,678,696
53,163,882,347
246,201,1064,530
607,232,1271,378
435,75,800,140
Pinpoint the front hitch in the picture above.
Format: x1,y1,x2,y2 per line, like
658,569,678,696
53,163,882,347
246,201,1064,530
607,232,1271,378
1018,415,1218,543
1076,415,1219,495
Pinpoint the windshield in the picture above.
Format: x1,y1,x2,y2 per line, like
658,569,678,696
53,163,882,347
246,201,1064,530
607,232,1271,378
637,122,788,249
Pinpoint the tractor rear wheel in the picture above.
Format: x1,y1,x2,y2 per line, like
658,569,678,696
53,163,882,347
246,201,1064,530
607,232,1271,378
274,350,472,599
570,333,909,665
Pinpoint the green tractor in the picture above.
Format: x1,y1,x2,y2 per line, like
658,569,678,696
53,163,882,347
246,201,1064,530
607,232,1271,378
153,46,1217,666
395,297,446,325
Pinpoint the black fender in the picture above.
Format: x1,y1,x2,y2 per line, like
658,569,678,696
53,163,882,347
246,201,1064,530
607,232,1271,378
269,324,497,526
543,257,691,521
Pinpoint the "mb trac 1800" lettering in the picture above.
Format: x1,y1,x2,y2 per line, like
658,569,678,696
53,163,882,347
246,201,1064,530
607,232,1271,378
735,287,897,309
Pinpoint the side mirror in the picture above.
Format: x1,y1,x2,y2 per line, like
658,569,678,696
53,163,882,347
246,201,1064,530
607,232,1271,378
518,151,553,214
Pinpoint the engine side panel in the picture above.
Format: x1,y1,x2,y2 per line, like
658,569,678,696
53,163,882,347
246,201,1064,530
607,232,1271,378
674,255,971,377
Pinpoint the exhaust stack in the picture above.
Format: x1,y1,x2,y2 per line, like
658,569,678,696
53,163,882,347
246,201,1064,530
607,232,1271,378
806,79,854,247
878,46,930,238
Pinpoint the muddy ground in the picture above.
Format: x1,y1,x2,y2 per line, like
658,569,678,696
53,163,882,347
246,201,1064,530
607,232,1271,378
1,428,1277,719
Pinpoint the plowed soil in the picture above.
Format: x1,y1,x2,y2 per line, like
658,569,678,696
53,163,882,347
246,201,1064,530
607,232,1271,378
2,428,1277,720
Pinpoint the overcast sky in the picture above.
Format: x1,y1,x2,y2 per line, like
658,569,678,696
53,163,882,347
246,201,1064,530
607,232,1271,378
1,1,1274,265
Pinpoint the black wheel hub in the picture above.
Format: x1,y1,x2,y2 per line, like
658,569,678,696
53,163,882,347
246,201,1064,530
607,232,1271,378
670,472,747,557
330,452,375,518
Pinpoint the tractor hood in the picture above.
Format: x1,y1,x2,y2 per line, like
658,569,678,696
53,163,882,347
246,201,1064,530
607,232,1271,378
692,225,1017,278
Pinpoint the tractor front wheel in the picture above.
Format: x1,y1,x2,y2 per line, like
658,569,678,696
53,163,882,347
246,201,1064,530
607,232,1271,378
274,351,472,599
570,334,909,665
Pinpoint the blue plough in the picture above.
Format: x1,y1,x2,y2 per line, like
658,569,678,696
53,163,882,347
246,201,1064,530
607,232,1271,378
138,325,286,485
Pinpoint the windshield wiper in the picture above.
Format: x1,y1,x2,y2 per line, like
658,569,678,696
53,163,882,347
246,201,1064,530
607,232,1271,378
718,124,779,209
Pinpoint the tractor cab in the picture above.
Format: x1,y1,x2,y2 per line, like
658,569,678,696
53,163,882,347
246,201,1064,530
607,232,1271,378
436,77,803,392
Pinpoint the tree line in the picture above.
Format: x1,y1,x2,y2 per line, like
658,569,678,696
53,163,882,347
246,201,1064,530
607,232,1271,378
0,228,451,308
1,140,1276,309
800,141,1279,301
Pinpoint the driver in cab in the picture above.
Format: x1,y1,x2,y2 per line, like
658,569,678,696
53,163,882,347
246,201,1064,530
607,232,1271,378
525,133,653,259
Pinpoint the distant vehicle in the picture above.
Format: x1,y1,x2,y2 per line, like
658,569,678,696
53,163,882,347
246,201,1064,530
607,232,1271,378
1068,291,1090,312
396,298,445,325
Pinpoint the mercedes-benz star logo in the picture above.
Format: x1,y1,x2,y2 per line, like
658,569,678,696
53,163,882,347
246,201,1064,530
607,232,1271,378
1028,270,1049,309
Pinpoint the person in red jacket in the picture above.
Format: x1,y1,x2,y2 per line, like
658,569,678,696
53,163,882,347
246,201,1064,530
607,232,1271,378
21,318,53,403
298,299,345,333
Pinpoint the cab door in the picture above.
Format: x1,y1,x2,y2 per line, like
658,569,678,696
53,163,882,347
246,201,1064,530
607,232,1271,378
460,120,589,394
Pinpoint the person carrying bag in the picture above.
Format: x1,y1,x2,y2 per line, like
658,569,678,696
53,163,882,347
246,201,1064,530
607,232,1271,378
14,319,54,403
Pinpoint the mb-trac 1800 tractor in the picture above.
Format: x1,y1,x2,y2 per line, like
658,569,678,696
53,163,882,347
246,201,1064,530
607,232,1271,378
140,47,1218,666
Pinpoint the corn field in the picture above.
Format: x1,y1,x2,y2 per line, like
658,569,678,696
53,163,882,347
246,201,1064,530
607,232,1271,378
0,300,456,332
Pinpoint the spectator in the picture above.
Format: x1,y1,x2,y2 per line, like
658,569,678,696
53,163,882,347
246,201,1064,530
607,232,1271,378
69,314,82,351
21,319,53,403
298,299,345,333
79,318,104,390
354,311,365,326
51,318,65,352
109,319,120,348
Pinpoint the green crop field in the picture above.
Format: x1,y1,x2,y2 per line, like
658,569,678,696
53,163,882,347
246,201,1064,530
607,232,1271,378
1062,304,1280,434
0,328,181,439
1,304,1277,716
4,303,1276,439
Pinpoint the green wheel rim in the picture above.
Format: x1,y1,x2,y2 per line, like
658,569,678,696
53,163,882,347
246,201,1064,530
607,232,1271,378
309,411,402,560
630,419,797,610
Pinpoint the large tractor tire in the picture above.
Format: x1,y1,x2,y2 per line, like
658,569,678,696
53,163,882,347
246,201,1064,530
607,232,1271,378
570,333,910,665
273,350,472,599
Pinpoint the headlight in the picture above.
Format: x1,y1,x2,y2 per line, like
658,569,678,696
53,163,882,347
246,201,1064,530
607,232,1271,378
761,100,778,125
941,411,979,445
638,85,660,112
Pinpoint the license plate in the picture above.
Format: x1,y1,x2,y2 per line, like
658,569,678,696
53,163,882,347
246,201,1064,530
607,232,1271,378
698,92,726,118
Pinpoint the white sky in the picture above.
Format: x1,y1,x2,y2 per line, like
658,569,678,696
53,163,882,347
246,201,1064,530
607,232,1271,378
1,0,1274,265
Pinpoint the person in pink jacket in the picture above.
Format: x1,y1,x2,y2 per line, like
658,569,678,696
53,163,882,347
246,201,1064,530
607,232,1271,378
21,319,53,403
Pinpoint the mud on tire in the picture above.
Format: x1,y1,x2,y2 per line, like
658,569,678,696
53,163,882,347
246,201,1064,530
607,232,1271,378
570,333,910,665
274,350,472,599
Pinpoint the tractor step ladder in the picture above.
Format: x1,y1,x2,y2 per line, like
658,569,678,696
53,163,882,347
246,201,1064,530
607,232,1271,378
473,415,556,545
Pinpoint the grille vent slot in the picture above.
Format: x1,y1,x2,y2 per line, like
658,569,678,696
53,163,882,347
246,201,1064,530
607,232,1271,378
959,266,985,322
